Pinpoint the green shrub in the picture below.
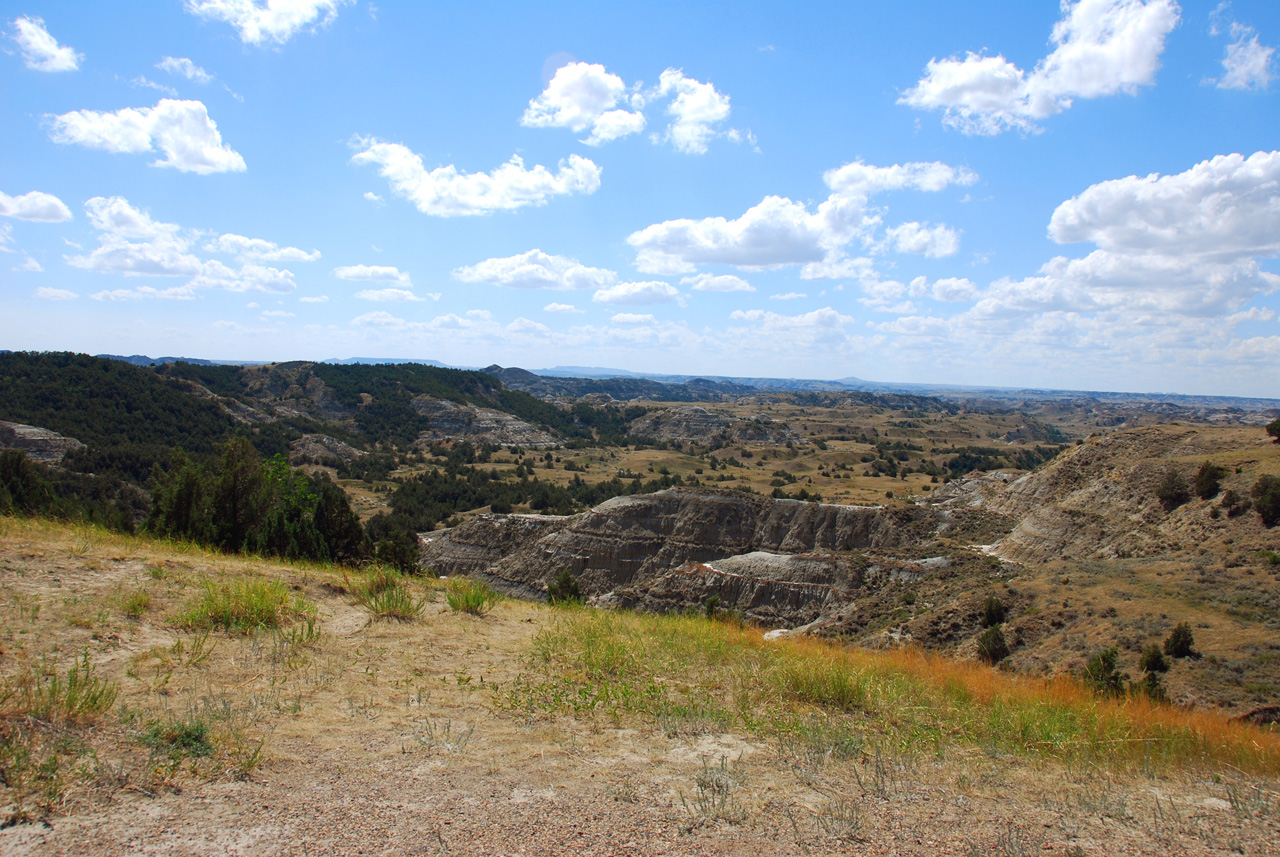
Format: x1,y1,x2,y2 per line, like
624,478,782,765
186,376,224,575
122,590,152,618
1268,418,1280,444
1156,467,1190,512
180,578,315,634
977,626,1010,665
981,595,1007,628
1083,647,1127,697
1193,462,1228,500
445,578,500,616
1164,622,1197,659
1252,475,1280,528
1140,644,1170,674
546,568,583,606
143,717,213,761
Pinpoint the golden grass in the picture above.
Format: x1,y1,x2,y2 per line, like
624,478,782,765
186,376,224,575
504,609,1280,776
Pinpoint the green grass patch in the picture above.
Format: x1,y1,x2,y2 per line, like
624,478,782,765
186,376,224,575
348,565,426,621
179,577,315,634
445,577,500,616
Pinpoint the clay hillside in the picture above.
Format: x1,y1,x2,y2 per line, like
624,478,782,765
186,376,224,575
2,351,1280,855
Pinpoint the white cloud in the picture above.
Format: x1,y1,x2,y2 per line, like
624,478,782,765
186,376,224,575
507,317,551,334
157,56,214,83
652,68,732,154
729,306,855,332
355,288,424,302
333,264,411,285
543,302,582,313
261,309,293,317
47,99,246,174
627,159,975,274
592,281,680,305
299,295,329,303
769,292,807,300
929,277,980,302
351,138,601,216
91,285,197,301
67,196,299,297
189,260,296,293
1048,150,1280,260
611,313,655,324
1218,23,1274,91
206,234,320,262
961,151,1280,337
0,224,13,252
521,61,646,146
884,221,961,257
680,273,755,292
14,257,43,272
184,0,352,46
453,249,616,290
0,190,73,222
9,16,81,72
35,287,76,300
132,76,178,96
900,0,1181,135
363,191,384,203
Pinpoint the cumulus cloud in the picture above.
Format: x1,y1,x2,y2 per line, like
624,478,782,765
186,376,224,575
333,264,411,285
36,287,76,300
681,273,755,292
355,288,424,302
900,0,1181,135
543,302,582,313
9,16,81,72
300,295,329,303
592,281,680,305
47,99,246,174
962,150,1280,332
206,234,320,262
507,317,551,334
453,249,616,291
728,306,855,333
14,257,43,272
652,68,732,154
611,313,655,324
363,191,383,203
885,221,961,257
521,62,645,146
0,190,73,222
184,0,352,46
351,138,601,216
627,160,975,275
157,56,214,83
769,292,807,300
67,196,299,298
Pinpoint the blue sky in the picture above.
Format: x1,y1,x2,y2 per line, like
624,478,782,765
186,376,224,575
2,1,1278,396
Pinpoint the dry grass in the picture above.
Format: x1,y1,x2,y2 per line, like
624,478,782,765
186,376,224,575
502,609,1280,776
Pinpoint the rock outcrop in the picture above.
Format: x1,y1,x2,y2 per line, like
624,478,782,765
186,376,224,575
0,421,85,463
410,397,558,448
419,488,942,624
627,406,804,445
289,434,365,465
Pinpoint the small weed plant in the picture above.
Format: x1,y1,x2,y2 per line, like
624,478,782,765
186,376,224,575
0,650,119,721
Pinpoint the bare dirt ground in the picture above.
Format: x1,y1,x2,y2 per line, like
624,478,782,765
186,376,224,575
2,519,1278,856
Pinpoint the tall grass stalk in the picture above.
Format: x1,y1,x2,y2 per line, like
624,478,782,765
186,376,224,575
446,578,500,616
348,565,425,621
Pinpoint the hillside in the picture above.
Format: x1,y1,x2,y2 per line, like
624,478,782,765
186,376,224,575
2,518,1279,855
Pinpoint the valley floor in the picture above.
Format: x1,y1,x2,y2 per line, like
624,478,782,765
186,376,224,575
1,519,1278,856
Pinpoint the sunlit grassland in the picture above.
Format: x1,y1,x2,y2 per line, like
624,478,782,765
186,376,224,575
499,608,1280,776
